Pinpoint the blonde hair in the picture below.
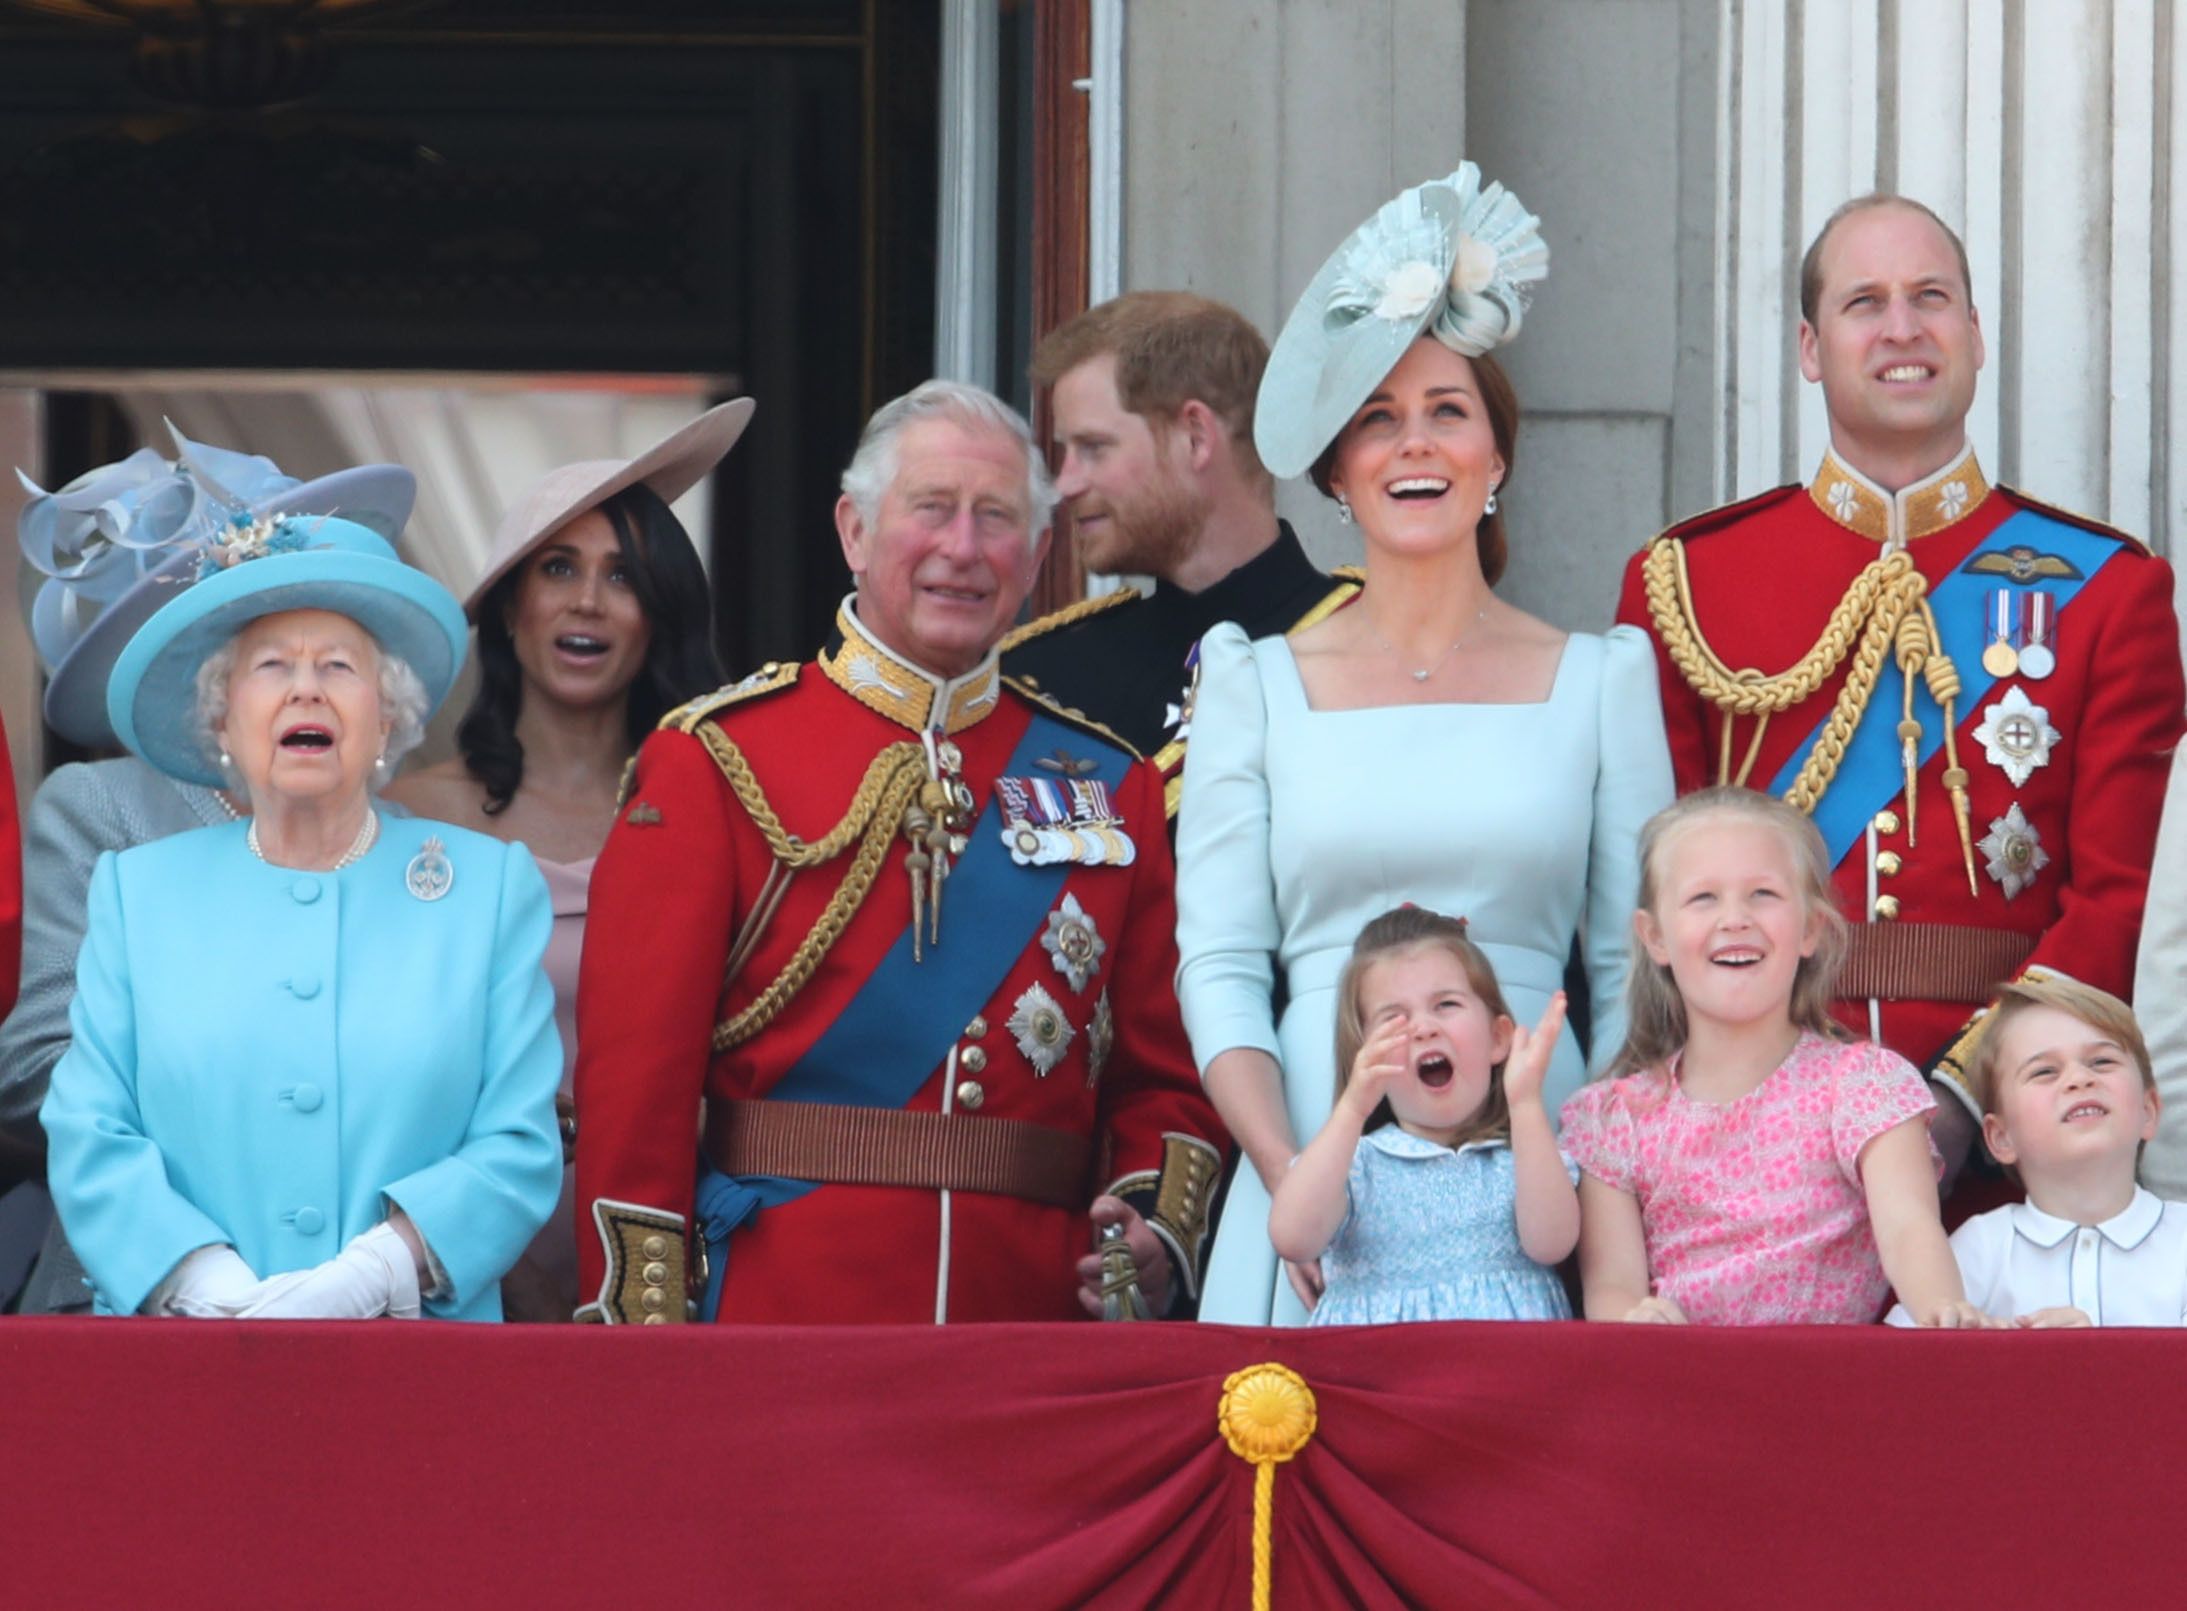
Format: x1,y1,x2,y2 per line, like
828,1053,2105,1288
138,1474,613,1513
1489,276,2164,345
1968,975,2156,1117
1333,906,1515,1144
1611,787,1851,1080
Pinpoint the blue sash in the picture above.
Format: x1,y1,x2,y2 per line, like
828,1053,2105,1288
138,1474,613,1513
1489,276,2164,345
697,709,1130,1316
1767,509,2124,865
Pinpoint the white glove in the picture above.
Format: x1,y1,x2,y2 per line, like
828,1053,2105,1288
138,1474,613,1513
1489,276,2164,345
234,1223,424,1321
144,1244,263,1318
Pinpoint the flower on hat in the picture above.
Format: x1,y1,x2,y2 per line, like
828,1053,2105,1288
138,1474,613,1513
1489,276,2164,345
1451,233,1499,297
1373,259,1446,322
1324,187,1451,331
196,511,313,579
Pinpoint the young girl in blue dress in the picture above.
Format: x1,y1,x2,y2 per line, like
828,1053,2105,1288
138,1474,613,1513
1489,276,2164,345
1269,906,1579,1323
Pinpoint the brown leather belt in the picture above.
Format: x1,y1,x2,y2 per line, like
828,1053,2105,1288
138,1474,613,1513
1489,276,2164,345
1839,923,2035,1005
702,1099,1093,1211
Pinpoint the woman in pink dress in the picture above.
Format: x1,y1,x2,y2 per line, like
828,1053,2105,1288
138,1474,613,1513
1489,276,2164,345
1561,787,1980,1326
389,401,749,1318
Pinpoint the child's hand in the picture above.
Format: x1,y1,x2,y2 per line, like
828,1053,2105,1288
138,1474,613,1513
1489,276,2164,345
1283,1258,1324,1312
1342,1016,1410,1120
1910,1298,1993,1329
1621,1294,1688,1324
2012,1306,2092,1329
1502,991,1567,1110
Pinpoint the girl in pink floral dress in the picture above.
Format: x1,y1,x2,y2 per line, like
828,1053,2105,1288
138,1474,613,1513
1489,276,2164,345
1560,788,1981,1326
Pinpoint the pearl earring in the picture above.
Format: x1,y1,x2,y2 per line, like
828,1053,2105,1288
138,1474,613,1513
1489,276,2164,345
219,748,231,771
1484,489,1499,518
1335,497,1354,525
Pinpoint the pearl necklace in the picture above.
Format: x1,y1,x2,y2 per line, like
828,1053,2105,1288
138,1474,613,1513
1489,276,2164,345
247,809,380,871
1377,605,1490,683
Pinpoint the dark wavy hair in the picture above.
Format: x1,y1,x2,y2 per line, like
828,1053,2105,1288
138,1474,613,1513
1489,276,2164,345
458,482,723,815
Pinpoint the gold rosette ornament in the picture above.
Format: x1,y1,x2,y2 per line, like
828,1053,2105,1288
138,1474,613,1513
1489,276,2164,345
1218,1363,1319,1611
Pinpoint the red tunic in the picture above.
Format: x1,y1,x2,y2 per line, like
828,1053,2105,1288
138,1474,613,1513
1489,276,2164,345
573,624,1223,1323
1616,448,2184,1103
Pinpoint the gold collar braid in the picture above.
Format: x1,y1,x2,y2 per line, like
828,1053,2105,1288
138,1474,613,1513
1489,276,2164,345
821,599,1001,734
1641,536,1980,893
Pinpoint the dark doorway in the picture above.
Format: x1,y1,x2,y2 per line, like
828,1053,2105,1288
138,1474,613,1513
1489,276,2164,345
0,0,941,674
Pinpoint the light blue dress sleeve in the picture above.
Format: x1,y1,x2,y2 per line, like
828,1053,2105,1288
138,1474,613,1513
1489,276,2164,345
382,841,563,1313
43,853,232,1315
1581,626,1676,1075
1173,623,1283,1072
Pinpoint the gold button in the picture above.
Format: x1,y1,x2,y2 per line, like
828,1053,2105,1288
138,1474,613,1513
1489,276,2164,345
1873,809,1901,836
641,1235,668,1260
965,1016,988,1039
961,1046,988,1074
1874,895,1901,921
642,1313,667,1326
1876,851,1902,877
956,1080,986,1110
642,1261,669,1285
640,1288,667,1312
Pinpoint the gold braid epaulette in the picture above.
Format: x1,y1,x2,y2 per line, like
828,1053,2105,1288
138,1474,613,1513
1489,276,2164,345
692,723,930,1051
1640,535,1931,808
997,587,1139,653
616,663,802,809
1001,674,1143,760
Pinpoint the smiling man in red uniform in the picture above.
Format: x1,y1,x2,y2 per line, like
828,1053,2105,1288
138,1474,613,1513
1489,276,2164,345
573,380,1224,1323
1618,195,2184,1184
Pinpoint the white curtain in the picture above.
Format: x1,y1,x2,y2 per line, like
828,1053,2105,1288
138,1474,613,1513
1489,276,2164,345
118,383,715,598
111,382,715,762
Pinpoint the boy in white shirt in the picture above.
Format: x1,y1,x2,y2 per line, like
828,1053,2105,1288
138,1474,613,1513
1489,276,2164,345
1889,975,2187,1327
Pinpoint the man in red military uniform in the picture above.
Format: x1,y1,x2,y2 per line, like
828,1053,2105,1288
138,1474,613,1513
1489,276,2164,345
574,380,1225,1323
1618,195,2184,1181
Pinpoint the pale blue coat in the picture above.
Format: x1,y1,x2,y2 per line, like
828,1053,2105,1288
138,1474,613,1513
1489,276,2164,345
43,815,563,1320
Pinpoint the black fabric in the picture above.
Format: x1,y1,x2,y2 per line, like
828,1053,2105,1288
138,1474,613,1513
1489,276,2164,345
1004,523,1339,758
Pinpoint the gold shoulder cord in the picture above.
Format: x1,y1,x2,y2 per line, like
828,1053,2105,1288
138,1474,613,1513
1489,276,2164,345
1641,536,1980,891
696,725,931,1051
996,586,1138,654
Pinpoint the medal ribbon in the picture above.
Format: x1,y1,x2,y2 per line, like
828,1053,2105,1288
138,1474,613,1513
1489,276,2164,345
1768,509,2125,866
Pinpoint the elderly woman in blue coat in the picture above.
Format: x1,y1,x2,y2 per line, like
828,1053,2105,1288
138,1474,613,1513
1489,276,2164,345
42,510,563,1321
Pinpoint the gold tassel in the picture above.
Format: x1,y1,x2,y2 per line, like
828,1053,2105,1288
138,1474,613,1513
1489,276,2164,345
1218,1364,1319,1611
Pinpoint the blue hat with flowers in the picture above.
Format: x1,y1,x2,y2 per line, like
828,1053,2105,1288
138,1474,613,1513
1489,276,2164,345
1254,162,1549,480
105,511,467,787
17,426,415,747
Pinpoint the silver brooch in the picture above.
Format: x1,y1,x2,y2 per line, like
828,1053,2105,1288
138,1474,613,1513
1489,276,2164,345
1086,991,1114,1090
1007,982,1074,1077
1978,804,2048,899
405,835,454,902
1042,894,1106,993
1973,685,2061,788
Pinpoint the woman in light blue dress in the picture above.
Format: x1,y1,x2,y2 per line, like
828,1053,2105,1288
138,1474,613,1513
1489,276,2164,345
1176,164,1673,1326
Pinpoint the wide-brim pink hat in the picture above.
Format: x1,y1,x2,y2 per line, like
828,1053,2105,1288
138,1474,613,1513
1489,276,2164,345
464,396,755,617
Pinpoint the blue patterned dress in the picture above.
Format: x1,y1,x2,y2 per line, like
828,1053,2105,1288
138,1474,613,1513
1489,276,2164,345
1309,1129,1577,1325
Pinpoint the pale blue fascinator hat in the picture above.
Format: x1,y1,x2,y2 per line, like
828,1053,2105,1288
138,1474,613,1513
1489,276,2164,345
106,511,467,788
1254,162,1550,480
18,426,415,747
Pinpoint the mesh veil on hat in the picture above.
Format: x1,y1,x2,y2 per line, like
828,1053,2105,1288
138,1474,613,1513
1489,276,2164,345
466,397,755,617
1255,163,1549,480
17,428,415,748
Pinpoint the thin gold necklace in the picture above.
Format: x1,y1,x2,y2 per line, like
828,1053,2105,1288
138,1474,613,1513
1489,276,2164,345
1375,605,1490,682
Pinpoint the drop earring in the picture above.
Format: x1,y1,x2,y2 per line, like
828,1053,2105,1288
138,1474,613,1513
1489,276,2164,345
1335,497,1354,525
1484,486,1499,518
